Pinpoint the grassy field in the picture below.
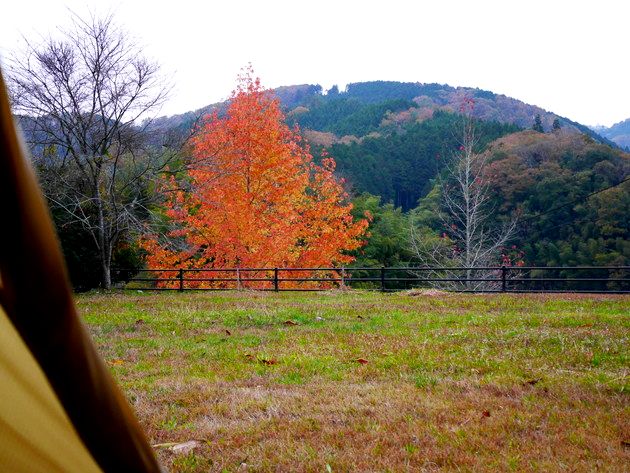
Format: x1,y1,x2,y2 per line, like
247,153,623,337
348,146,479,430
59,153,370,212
78,291,629,472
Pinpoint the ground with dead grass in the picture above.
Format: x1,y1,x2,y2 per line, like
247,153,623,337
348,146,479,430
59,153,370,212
77,291,630,472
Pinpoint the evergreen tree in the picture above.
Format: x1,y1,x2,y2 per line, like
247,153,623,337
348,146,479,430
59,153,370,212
552,118,561,131
533,114,544,132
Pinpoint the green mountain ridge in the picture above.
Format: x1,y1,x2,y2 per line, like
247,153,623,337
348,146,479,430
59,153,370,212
150,80,614,147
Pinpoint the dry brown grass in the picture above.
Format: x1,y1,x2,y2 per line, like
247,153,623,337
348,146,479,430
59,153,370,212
139,379,629,472
78,291,630,472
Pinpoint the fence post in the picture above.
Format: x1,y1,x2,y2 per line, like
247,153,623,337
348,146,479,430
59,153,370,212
178,268,184,292
501,265,507,292
274,268,279,292
380,266,386,292
236,268,242,290
341,267,346,289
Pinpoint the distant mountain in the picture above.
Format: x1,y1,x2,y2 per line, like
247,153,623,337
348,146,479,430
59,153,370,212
147,84,324,133
288,81,615,146
144,80,622,213
149,80,614,148
593,118,630,149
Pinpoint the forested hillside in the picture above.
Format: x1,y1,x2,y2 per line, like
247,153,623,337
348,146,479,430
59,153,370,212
487,131,630,266
327,112,518,210
20,78,630,288
483,131,629,267
151,80,612,145
343,128,629,270
264,81,628,270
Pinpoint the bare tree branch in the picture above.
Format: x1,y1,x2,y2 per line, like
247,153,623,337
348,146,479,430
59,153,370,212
411,100,519,290
6,12,175,289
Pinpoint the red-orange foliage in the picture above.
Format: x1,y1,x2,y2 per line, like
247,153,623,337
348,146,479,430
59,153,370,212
142,70,368,288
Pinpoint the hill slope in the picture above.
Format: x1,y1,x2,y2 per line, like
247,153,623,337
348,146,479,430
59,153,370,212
480,130,629,267
288,81,608,142
595,118,630,149
150,81,613,146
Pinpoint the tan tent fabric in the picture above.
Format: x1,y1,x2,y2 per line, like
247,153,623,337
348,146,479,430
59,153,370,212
0,67,163,472
0,305,102,473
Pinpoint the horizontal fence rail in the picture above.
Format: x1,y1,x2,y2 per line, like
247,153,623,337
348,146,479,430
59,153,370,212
112,266,630,294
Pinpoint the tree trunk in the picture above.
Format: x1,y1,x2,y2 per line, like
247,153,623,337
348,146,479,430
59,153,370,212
95,186,112,290
98,232,112,290
101,257,111,290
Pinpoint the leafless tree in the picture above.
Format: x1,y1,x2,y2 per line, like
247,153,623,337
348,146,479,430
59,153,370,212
411,99,518,290
6,12,176,288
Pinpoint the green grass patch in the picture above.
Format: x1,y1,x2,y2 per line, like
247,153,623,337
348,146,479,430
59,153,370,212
78,291,630,472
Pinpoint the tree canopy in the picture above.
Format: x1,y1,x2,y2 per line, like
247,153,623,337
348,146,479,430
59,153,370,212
142,70,368,286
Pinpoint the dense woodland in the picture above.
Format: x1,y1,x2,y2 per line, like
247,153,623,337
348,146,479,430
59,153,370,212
277,81,629,273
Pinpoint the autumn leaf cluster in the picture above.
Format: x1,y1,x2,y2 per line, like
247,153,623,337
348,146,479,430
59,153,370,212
142,70,368,287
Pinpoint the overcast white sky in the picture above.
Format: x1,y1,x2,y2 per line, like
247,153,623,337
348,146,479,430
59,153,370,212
1,0,628,127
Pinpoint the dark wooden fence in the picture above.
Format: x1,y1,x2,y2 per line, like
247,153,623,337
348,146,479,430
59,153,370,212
112,266,630,294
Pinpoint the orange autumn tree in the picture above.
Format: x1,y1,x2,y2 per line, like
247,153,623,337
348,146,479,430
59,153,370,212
142,71,369,288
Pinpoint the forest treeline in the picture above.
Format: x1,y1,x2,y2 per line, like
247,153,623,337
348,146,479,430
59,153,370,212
276,82,628,271
11,44,630,290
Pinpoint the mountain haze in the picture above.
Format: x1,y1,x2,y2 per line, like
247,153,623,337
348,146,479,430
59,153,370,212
593,118,630,149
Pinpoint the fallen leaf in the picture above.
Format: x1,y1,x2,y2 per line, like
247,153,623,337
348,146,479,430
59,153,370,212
357,315,364,320
225,329,232,336
283,320,299,326
152,442,179,449
170,440,200,454
259,357,278,365
355,358,369,365
524,378,541,386
135,319,145,326
621,440,630,448
482,410,491,417
109,359,124,366
244,354,255,360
